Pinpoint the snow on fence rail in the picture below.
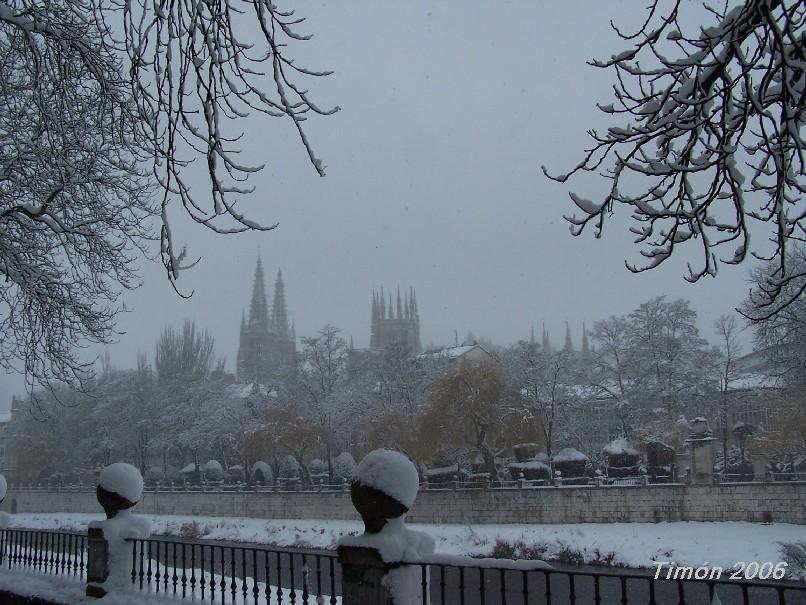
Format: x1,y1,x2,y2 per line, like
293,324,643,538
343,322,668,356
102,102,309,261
2,528,806,604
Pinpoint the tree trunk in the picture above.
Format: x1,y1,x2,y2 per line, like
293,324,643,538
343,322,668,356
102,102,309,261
479,443,499,481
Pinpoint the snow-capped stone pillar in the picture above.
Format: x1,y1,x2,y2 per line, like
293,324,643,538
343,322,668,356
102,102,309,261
86,463,151,598
0,474,10,528
686,418,716,485
337,449,434,605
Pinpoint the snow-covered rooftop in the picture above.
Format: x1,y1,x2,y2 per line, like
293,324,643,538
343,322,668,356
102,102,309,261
416,344,492,361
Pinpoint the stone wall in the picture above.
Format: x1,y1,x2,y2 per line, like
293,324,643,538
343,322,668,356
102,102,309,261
3,483,804,525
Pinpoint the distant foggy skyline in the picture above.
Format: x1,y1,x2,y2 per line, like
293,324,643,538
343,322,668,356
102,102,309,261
1,1,758,406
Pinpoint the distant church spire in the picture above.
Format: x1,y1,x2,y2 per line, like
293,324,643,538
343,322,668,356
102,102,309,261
564,321,573,353
581,321,590,357
248,257,269,331
370,284,421,354
237,257,297,384
530,325,536,346
542,322,552,354
271,269,289,337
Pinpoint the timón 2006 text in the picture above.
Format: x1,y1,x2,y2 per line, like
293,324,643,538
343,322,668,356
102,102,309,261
652,561,788,581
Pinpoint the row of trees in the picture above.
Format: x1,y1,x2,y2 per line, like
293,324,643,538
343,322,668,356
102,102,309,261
11,285,806,485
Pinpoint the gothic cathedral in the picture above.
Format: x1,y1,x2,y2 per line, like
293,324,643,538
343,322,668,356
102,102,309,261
370,287,421,354
237,258,296,384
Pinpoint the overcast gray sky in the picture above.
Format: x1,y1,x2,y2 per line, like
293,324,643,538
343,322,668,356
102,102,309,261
1,1,758,407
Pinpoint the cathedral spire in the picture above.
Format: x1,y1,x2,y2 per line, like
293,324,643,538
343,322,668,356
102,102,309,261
581,321,590,357
564,321,573,353
542,322,552,354
396,286,403,320
271,269,289,337
530,324,536,346
380,287,386,320
248,257,269,331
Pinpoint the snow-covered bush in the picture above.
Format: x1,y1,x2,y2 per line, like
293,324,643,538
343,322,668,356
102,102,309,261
203,460,224,482
251,461,274,485
508,458,551,482
424,463,465,484
277,455,301,488
333,452,356,481
603,439,642,478
225,465,245,483
309,458,326,475
553,448,589,484
279,455,300,478
309,458,328,484
715,448,754,480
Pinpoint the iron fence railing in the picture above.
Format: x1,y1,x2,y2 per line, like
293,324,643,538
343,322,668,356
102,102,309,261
0,528,87,580
127,537,340,604
412,555,806,605
0,528,804,604
15,476,805,494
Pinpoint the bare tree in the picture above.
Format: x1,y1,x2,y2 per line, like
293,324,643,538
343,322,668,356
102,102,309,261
588,297,715,438
0,0,334,391
744,245,806,382
298,324,351,481
547,1,806,318
714,313,744,471
154,320,216,383
508,342,575,461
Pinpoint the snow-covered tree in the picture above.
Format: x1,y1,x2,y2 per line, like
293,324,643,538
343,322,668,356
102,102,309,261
505,342,576,461
745,246,806,383
549,1,806,319
588,296,716,439
0,0,334,391
297,325,353,480
155,321,217,384
714,314,743,466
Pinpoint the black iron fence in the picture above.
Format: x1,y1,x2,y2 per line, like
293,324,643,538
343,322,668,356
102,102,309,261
127,537,341,604
0,528,87,579
1,528,805,604
413,556,806,605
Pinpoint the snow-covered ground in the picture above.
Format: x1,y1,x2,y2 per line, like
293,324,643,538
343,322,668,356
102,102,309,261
7,513,806,578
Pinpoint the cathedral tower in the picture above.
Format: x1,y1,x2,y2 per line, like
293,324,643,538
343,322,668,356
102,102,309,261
237,259,296,384
370,286,421,354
